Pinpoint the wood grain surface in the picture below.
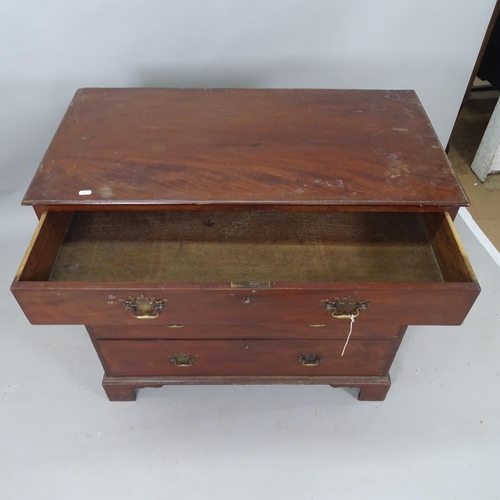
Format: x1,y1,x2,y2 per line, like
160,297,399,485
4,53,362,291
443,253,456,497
23,88,468,208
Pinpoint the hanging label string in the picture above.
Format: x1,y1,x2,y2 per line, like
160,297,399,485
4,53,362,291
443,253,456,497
341,314,355,356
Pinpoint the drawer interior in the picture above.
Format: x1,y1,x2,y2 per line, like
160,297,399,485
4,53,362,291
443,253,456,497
18,209,475,284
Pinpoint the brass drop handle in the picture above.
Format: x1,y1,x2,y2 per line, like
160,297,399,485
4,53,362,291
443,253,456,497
120,295,167,319
169,353,196,367
323,295,372,319
331,310,360,320
297,353,324,367
132,310,160,319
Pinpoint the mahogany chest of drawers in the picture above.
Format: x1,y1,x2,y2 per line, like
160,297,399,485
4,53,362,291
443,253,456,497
11,88,480,401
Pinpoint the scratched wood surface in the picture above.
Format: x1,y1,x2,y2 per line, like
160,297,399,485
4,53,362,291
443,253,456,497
48,210,444,283
23,88,468,208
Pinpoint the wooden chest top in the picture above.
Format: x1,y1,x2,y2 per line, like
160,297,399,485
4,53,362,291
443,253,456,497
23,88,467,208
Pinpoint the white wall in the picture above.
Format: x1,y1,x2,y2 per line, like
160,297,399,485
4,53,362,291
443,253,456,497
0,0,497,196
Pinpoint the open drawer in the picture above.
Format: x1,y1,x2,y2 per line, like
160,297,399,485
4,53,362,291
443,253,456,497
11,209,480,326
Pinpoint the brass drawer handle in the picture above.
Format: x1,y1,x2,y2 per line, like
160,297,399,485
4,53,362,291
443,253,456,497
297,353,324,367
169,353,196,367
332,310,360,320
323,295,371,319
120,295,167,319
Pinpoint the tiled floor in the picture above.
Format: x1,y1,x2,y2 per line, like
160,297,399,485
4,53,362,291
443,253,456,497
448,89,500,251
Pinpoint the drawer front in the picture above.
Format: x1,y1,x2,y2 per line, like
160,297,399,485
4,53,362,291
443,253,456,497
90,322,401,340
13,284,479,326
96,339,395,377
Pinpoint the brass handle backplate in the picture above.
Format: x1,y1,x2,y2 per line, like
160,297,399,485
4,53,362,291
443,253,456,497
120,295,167,319
169,353,196,367
323,295,372,319
297,353,324,367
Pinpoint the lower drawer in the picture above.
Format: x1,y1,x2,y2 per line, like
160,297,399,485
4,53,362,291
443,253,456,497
96,339,395,377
